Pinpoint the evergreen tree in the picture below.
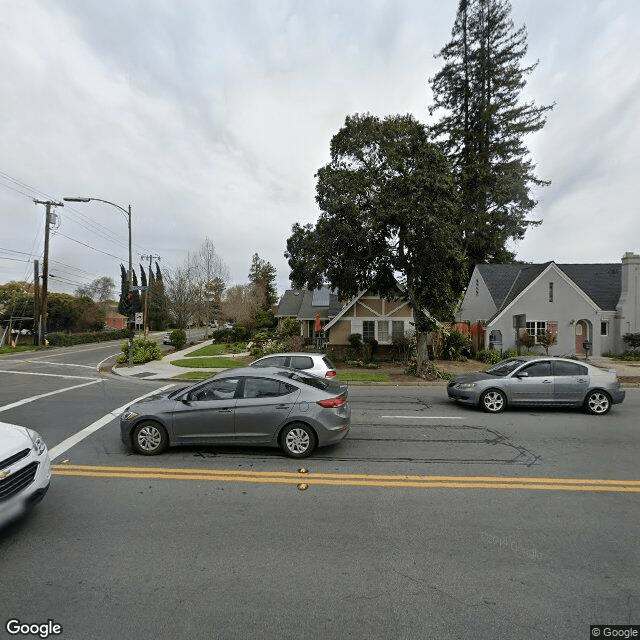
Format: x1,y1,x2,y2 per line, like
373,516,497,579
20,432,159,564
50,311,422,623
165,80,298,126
248,253,278,310
149,262,170,330
131,271,141,315
429,0,553,269
117,264,128,316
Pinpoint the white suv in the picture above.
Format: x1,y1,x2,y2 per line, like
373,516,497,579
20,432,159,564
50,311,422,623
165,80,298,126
250,353,338,378
0,421,51,527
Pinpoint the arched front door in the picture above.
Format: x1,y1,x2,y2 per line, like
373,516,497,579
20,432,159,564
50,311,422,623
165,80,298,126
575,320,589,354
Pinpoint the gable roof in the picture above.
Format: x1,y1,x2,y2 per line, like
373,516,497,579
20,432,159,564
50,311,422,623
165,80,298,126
276,287,342,321
479,261,622,321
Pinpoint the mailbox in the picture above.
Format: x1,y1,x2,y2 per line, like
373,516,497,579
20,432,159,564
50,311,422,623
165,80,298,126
583,340,592,352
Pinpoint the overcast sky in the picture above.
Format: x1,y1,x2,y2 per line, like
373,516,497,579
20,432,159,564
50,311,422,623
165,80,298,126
1,0,639,299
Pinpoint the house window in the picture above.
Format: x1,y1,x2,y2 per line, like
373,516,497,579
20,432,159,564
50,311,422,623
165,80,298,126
362,321,375,341
475,279,479,296
392,321,404,340
377,321,389,343
526,321,547,343
601,321,609,336
549,282,554,302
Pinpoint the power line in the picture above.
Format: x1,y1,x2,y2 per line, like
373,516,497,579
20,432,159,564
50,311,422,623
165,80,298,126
54,231,128,262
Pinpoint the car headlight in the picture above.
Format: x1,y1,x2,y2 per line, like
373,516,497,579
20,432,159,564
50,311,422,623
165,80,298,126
455,382,477,390
122,411,139,421
28,429,47,456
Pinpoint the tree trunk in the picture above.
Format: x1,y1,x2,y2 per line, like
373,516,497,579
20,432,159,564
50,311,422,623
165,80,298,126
416,330,430,377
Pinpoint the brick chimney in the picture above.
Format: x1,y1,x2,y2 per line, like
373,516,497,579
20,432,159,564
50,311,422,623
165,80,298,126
617,252,640,339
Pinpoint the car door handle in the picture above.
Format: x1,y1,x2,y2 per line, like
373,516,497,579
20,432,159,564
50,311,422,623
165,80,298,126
276,404,290,410
217,408,233,413
577,378,587,383
542,380,552,384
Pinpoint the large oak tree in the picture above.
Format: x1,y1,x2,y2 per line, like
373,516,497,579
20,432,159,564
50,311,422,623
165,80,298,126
286,113,467,374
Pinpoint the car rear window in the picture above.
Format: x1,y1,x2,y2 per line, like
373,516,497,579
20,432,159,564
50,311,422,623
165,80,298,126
290,356,313,370
553,361,588,376
276,370,328,391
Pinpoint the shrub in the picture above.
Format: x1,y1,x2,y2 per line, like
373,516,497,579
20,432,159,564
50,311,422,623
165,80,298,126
537,329,557,355
518,332,536,350
250,346,263,357
503,348,518,359
279,318,301,338
622,333,640,351
476,348,502,365
46,329,131,346
169,329,187,350
252,330,272,343
231,324,249,341
117,338,163,364
442,329,471,361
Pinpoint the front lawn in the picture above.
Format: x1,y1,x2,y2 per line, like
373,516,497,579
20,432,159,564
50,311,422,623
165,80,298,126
171,356,247,369
187,342,248,357
0,345,47,355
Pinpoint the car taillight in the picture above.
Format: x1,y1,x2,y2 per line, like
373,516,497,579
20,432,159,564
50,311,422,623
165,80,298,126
316,396,346,408
325,370,337,377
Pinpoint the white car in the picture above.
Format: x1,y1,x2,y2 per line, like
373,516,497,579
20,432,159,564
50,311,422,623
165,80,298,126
0,421,51,527
249,353,338,378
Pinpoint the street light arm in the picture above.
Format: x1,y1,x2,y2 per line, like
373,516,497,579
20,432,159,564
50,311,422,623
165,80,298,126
63,196,129,219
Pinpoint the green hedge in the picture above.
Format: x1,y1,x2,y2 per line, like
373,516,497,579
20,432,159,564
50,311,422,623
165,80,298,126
47,329,131,346
116,338,163,364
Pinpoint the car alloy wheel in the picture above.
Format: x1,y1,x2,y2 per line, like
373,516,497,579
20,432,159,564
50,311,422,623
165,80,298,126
585,391,611,415
281,423,317,458
481,389,506,413
132,421,168,455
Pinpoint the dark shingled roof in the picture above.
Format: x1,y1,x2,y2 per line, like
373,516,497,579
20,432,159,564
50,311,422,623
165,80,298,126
277,287,341,320
478,262,622,320
557,264,621,311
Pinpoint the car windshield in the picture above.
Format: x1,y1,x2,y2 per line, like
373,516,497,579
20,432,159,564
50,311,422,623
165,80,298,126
485,358,526,376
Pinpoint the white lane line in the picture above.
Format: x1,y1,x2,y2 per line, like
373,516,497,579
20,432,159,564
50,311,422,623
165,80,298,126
25,360,95,370
49,384,176,461
0,380,102,413
0,369,95,381
380,416,465,420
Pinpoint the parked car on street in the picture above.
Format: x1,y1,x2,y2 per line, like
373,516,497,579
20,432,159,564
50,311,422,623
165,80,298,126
120,366,350,458
447,357,625,415
0,421,51,527
250,352,338,378
162,333,171,345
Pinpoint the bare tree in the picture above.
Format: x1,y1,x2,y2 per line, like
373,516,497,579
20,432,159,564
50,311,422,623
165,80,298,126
164,239,230,328
75,276,115,311
221,284,263,329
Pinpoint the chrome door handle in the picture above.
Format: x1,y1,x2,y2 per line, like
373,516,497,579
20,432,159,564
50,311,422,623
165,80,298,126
218,408,232,413
542,380,552,384
276,404,289,409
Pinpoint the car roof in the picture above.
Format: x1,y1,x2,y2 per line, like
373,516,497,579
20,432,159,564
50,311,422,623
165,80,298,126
255,352,324,358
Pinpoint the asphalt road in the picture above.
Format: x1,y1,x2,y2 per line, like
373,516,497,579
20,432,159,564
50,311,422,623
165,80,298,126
0,341,638,640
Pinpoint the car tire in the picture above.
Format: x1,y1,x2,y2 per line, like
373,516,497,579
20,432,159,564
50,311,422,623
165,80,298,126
132,421,169,455
584,390,611,415
280,422,317,458
480,389,507,413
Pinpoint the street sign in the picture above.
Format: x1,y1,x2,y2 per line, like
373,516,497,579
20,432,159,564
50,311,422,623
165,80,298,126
130,286,147,292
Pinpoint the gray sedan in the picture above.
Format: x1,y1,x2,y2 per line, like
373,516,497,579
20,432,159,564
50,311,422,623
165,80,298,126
447,357,625,415
120,366,350,458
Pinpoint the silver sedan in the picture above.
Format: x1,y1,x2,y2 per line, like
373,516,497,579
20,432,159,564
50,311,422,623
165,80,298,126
120,366,350,458
447,357,625,415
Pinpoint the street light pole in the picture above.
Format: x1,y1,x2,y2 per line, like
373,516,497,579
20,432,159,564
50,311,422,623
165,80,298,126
63,196,134,365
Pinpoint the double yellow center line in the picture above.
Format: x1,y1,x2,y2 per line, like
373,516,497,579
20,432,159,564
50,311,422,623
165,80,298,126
52,464,640,493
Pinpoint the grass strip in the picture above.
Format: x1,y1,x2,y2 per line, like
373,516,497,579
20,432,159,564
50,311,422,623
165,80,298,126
174,371,213,380
339,372,390,382
171,356,246,369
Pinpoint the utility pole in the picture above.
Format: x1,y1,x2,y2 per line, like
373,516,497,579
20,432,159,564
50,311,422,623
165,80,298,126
34,200,63,345
141,254,160,338
33,260,40,346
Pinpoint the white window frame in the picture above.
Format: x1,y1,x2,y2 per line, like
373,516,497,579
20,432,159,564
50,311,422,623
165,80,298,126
526,321,547,343
377,320,389,343
362,320,375,341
